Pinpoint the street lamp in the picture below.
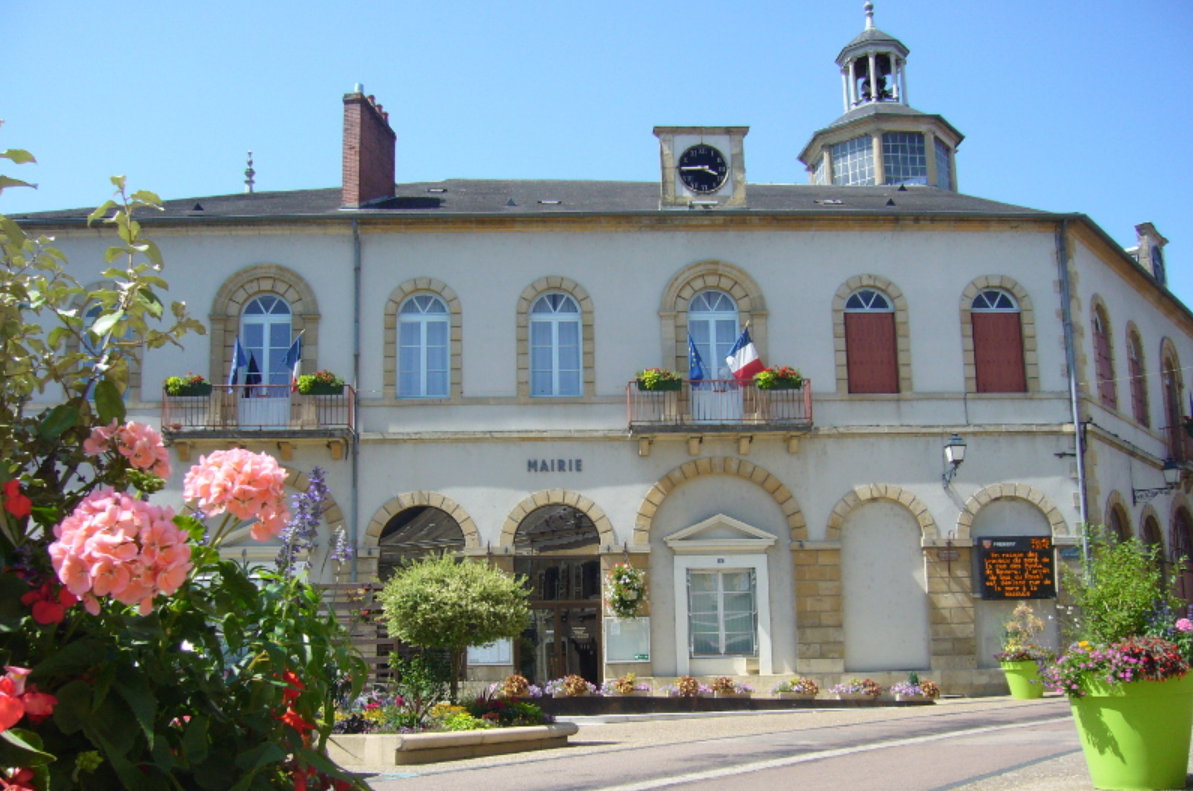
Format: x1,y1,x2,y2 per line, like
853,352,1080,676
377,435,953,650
942,434,967,487
1132,458,1182,505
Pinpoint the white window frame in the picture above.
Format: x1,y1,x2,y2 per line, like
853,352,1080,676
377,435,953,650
241,294,293,388
398,295,450,398
687,568,758,657
529,292,581,397
688,290,739,380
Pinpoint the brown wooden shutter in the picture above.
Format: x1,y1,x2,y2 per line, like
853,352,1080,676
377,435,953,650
845,312,898,393
1093,320,1116,409
973,313,1026,392
1129,347,1148,426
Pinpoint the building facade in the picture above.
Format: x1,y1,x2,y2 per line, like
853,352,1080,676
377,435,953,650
17,6,1192,695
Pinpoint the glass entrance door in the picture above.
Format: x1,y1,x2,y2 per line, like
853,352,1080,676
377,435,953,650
517,605,600,685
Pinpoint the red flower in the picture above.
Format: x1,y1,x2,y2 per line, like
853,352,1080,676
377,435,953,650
19,688,55,724
279,707,316,734
2,481,31,520
0,767,36,791
281,670,306,703
20,581,78,625
0,678,24,733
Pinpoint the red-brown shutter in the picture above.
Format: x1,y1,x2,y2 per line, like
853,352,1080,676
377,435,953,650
845,312,898,393
1129,344,1148,426
973,313,1026,393
1093,320,1117,409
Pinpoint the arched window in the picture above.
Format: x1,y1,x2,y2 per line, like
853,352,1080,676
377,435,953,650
1172,508,1193,609
844,288,897,393
241,295,293,388
971,289,1026,393
378,506,465,581
1092,304,1116,409
1106,503,1129,543
530,293,581,397
1128,329,1149,427
688,290,739,380
398,295,449,398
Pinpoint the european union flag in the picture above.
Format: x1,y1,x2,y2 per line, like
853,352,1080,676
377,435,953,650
688,333,707,382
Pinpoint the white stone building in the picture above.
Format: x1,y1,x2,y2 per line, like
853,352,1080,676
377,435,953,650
16,5,1192,695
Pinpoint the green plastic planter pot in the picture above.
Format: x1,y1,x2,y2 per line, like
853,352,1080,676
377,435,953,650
1000,660,1046,699
1069,673,1193,790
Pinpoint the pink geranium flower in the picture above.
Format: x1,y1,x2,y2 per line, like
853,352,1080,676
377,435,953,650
183,448,289,540
48,488,192,615
1177,618,1193,633
83,420,171,478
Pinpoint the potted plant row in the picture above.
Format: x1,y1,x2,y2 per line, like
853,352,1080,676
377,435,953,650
829,678,882,701
889,673,939,704
600,673,651,697
771,677,819,700
709,677,754,698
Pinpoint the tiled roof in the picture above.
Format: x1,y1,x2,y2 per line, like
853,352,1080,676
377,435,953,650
13,180,1045,223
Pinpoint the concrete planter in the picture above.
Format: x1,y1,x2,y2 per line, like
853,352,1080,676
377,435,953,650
327,722,580,766
777,692,818,700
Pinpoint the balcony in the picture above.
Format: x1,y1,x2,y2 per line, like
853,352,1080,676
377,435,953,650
161,385,356,458
626,379,813,432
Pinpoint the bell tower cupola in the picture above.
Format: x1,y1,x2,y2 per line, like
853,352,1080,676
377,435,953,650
799,2,964,191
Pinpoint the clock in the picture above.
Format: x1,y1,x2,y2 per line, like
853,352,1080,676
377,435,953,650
678,144,729,194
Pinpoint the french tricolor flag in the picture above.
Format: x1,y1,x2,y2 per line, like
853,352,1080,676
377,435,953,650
726,327,765,383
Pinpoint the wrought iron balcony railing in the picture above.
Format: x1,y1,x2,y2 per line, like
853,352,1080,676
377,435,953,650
161,385,356,434
626,379,812,431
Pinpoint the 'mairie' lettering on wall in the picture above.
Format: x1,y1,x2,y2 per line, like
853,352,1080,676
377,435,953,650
527,459,583,473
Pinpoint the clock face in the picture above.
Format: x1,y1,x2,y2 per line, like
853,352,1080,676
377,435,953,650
678,145,729,194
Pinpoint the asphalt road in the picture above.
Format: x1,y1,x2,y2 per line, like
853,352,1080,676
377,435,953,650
349,695,1183,791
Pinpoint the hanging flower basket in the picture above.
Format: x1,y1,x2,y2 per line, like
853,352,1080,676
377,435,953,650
604,563,647,618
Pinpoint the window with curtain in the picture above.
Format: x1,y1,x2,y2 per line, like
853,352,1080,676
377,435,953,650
688,290,739,380
688,569,757,656
844,288,898,393
971,289,1026,393
1092,306,1117,409
530,293,581,397
399,295,449,398
241,295,292,388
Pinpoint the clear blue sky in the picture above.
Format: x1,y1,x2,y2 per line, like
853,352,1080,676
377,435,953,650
3,1,1190,303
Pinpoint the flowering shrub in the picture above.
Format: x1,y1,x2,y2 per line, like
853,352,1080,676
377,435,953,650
0,171,363,789
993,602,1054,663
829,678,883,698
635,368,681,390
604,562,647,618
601,672,651,696
753,366,803,390
710,677,754,695
771,677,819,696
163,373,210,395
661,676,710,698
545,674,597,697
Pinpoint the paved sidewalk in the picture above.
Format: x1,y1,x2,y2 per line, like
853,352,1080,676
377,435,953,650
342,694,1170,790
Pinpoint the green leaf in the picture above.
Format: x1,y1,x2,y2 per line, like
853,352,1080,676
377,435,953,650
175,514,206,543
94,378,125,424
93,731,156,791
113,664,157,749
139,238,164,268
0,727,55,766
37,402,79,440
0,175,35,191
32,637,107,680
87,200,117,225
180,714,209,765
51,679,93,734
0,148,36,164
130,189,162,206
90,308,124,339
137,287,164,319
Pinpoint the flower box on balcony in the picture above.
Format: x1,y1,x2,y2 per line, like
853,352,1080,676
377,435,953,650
635,368,683,391
164,375,212,397
302,382,345,396
754,367,803,390
297,370,345,395
637,379,682,392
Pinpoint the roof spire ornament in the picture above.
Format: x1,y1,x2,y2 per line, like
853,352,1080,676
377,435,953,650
864,1,875,30
244,151,256,194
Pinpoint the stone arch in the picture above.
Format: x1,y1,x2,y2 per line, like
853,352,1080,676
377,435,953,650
383,278,462,401
659,261,769,376
363,492,480,550
825,484,938,541
1103,490,1132,541
633,458,806,544
1140,503,1164,550
499,490,615,548
69,282,144,400
208,265,322,385
959,275,1039,393
955,483,1068,539
832,274,912,395
515,277,595,399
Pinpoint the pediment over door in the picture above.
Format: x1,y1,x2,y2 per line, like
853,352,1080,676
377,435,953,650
664,514,777,555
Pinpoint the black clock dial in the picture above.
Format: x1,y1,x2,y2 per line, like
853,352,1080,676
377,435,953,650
678,145,728,194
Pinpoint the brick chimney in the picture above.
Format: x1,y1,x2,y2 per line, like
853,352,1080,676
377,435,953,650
341,85,396,208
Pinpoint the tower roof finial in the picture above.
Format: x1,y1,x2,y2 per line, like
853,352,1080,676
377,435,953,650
244,151,255,194
864,1,875,30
